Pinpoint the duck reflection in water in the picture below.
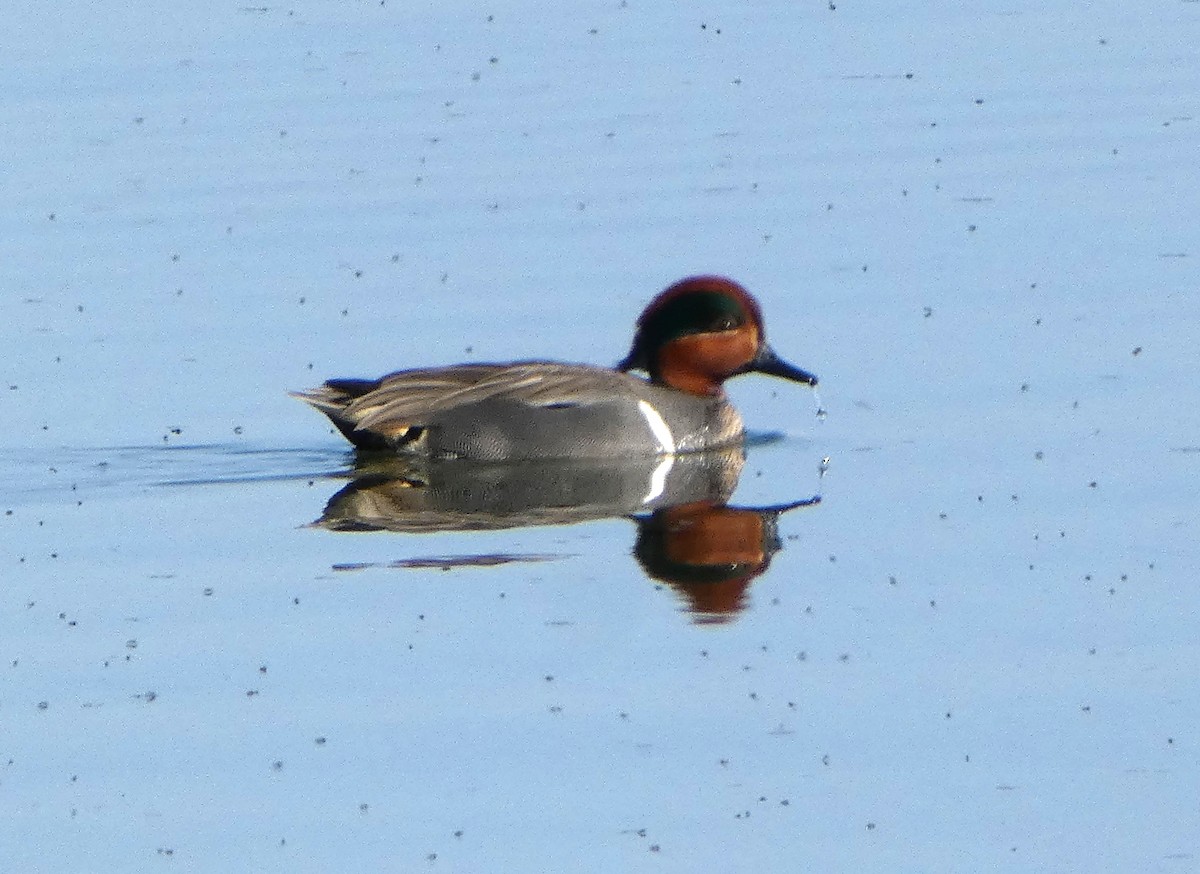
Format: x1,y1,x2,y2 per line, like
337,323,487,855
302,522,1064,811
313,446,819,624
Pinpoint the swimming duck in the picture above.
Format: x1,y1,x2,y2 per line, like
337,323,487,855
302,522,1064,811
292,275,818,460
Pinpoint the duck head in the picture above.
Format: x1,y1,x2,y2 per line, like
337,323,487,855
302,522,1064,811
617,276,819,396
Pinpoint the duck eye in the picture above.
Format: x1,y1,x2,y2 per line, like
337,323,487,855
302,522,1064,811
712,314,740,332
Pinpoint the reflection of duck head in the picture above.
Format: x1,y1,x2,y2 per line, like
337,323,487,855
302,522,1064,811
633,497,820,624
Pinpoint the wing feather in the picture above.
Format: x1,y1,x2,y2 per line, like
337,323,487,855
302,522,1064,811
345,363,641,431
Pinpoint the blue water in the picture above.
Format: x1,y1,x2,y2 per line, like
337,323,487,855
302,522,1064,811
2,2,1199,871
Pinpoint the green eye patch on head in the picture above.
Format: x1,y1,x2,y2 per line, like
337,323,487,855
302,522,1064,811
637,290,748,344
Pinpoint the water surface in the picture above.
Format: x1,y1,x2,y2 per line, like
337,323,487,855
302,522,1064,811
3,1,1199,871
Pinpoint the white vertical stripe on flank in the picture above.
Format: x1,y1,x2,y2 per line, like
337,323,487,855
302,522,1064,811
636,400,676,455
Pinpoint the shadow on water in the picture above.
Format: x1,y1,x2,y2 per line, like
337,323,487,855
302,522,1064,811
17,436,821,624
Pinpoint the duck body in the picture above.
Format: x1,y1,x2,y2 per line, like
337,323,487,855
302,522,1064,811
295,362,743,460
293,276,818,460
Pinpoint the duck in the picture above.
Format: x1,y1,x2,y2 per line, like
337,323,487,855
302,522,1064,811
291,275,818,460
